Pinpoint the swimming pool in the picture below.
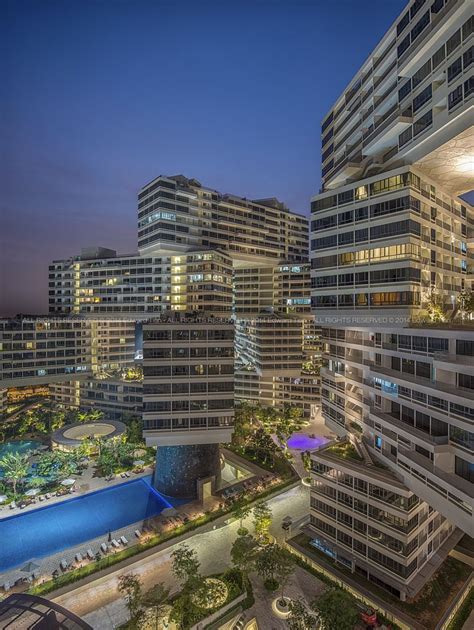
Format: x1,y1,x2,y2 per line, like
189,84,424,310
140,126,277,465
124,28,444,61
0,440,42,459
0,476,174,572
286,433,329,450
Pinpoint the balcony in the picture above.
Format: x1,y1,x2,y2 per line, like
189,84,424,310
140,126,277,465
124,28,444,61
367,364,474,402
369,407,450,449
362,105,412,155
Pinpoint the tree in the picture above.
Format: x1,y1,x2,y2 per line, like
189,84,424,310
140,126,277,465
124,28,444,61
141,582,170,630
233,502,252,535
171,544,201,591
287,597,318,630
126,418,143,444
253,501,272,541
274,549,295,603
313,588,358,630
117,573,143,624
255,543,282,591
230,535,258,577
0,453,29,497
458,289,474,316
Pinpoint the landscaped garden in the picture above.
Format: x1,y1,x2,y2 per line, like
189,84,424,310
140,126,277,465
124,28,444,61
0,402,154,508
225,401,306,479
289,531,472,629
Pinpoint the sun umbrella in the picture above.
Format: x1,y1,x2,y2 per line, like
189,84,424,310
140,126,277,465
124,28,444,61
133,460,145,466
61,478,76,486
25,489,40,496
0,495,7,503
20,561,40,573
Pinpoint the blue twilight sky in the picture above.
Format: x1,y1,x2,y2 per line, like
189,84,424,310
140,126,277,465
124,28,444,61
1,0,412,315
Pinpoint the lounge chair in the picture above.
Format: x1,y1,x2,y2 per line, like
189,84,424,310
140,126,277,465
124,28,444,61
75,553,82,563
134,529,141,538
120,535,128,545
120,473,126,478
125,472,131,478
60,559,68,571
9,502,16,510
100,543,108,553
87,549,94,560
112,539,120,548
3,582,10,592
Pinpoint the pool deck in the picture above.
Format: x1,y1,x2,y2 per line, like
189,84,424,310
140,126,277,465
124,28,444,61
0,475,205,591
0,462,153,520
0,450,261,590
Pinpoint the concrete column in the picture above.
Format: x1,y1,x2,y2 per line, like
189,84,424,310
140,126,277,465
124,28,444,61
153,443,221,498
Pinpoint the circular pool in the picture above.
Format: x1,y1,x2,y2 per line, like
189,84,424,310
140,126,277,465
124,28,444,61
287,433,329,450
52,420,126,450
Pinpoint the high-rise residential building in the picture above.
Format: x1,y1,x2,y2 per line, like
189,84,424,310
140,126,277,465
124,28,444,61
308,0,473,599
137,175,308,264
309,439,458,601
233,262,320,418
48,248,233,317
142,317,234,497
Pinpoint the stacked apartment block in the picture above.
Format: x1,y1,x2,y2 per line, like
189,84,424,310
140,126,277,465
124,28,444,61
307,0,473,600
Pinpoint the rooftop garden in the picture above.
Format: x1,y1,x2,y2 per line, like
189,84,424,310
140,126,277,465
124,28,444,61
326,441,363,462
225,402,303,479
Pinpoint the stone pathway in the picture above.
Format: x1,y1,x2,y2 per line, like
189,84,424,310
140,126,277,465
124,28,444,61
52,485,310,626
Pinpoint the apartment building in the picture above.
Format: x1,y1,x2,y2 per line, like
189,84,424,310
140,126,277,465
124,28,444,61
51,374,143,420
48,248,233,317
0,319,93,387
137,174,308,264
309,440,460,601
308,0,473,599
142,318,234,497
234,263,311,316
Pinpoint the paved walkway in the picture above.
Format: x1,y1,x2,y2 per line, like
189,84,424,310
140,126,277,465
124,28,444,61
54,484,311,628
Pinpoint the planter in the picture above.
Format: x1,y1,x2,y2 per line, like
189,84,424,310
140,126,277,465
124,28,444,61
272,596,292,618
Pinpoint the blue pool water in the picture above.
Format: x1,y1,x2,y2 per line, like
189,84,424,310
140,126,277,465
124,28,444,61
0,440,42,459
286,433,329,450
0,476,176,572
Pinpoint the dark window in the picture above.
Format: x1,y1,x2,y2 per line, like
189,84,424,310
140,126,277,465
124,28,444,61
338,210,353,225
355,228,368,242
355,207,368,221
447,29,462,56
397,11,410,35
311,195,337,213
432,43,445,69
463,46,473,70
413,84,432,112
448,85,463,110
398,34,411,57
338,190,354,205
411,11,430,43
399,79,412,102
413,109,432,136
447,57,462,82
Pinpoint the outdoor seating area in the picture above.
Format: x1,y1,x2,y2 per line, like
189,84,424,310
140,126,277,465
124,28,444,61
220,473,281,502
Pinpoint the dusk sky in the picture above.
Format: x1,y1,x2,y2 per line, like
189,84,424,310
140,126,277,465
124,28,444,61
2,0,411,316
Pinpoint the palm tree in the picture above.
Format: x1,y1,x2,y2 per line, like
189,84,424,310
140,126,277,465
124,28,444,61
0,453,29,497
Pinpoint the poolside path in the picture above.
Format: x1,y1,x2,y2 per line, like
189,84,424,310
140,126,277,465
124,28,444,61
53,483,311,629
